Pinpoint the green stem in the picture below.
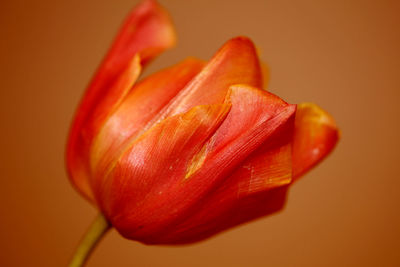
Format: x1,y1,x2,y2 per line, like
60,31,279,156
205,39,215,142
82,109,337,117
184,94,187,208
68,213,111,267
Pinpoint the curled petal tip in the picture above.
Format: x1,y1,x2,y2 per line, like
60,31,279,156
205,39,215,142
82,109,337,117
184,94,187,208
292,102,339,180
119,0,177,65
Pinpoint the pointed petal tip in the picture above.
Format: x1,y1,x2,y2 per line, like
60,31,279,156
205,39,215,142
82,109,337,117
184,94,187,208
226,37,270,90
229,36,254,44
228,83,291,107
222,36,257,54
164,37,262,116
130,0,177,64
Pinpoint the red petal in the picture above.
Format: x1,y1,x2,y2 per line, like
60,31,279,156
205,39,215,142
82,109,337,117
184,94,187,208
105,84,295,244
158,37,263,118
221,115,294,197
90,58,205,178
174,85,294,211
292,103,339,180
202,84,290,158
149,86,295,244
98,103,231,239
66,0,176,200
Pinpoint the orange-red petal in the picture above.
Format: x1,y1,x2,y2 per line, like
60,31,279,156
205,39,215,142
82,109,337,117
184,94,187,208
180,85,295,200
66,0,176,201
154,107,294,244
202,84,290,158
98,103,231,238
105,84,295,244
292,103,339,180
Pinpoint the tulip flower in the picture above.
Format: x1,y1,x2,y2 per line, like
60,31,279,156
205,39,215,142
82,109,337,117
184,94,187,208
66,0,339,265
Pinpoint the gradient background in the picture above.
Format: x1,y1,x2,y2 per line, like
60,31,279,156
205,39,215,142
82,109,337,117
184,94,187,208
1,0,399,266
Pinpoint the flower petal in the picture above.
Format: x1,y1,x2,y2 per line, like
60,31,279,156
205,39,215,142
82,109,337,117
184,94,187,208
154,86,296,243
219,114,294,197
201,84,291,159
175,102,339,243
292,103,339,180
90,58,205,178
182,85,294,216
97,103,231,239
159,37,263,118
66,0,176,200
176,85,294,208
105,84,295,244
152,111,294,244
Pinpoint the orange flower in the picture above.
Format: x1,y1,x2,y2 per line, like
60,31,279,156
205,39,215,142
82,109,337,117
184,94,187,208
66,0,339,245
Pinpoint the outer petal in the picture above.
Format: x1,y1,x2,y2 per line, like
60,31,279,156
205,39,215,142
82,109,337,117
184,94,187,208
90,58,205,179
66,0,176,200
292,103,339,180
162,102,337,243
200,85,290,158
155,108,294,244
153,37,263,121
99,103,231,238
106,84,295,244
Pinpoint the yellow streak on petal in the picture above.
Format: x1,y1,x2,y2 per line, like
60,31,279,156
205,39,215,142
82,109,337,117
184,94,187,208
184,145,207,179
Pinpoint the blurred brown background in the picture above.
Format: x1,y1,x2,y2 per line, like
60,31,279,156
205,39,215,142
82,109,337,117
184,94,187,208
1,0,399,266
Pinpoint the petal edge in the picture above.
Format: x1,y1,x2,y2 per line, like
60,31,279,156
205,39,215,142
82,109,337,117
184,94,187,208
292,103,339,180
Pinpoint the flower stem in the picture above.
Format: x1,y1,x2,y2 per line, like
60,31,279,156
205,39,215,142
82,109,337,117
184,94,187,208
68,213,111,267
